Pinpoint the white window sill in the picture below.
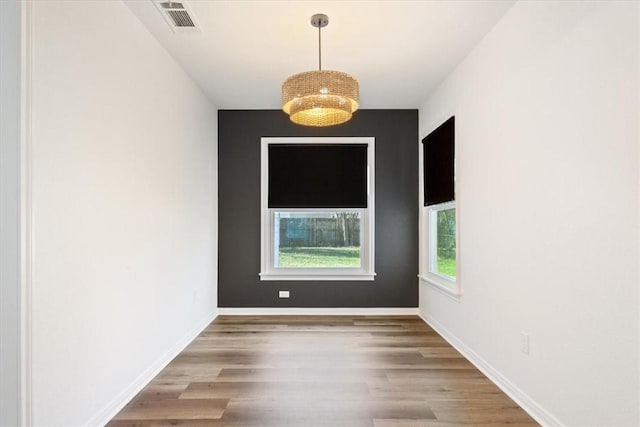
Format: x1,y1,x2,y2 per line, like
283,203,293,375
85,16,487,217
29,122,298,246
419,274,461,302
260,272,376,281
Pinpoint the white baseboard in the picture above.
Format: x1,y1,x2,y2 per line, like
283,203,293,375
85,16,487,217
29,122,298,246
85,310,218,427
418,312,564,427
217,307,419,316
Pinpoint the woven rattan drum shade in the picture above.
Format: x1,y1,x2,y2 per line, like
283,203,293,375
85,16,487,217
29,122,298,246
282,14,359,127
282,70,359,127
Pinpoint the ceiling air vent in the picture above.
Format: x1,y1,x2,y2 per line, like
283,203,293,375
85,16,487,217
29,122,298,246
154,0,200,34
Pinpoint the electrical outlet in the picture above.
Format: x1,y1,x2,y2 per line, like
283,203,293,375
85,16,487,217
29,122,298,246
521,332,530,355
279,290,290,298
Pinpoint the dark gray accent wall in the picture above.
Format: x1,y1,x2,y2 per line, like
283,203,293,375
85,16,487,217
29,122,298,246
218,110,418,307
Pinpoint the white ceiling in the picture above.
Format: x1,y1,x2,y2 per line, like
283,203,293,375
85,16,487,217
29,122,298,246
125,0,515,109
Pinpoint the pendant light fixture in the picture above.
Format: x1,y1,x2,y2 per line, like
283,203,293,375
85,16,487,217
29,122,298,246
282,14,359,127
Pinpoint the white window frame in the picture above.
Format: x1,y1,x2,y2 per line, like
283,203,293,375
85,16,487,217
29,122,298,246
259,137,375,281
420,200,460,298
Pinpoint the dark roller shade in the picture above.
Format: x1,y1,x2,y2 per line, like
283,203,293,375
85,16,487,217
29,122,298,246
268,144,368,208
423,116,455,206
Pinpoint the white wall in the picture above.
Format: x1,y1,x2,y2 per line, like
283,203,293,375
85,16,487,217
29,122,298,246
1,1,23,425
419,1,639,425
27,1,218,425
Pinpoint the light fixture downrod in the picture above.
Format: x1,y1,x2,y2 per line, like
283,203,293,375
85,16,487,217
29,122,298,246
311,13,328,70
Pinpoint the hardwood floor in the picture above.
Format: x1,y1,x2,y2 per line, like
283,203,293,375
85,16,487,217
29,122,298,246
107,316,538,426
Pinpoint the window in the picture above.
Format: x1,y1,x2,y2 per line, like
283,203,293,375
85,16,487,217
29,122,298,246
428,202,456,280
260,137,375,281
274,211,362,268
421,116,459,296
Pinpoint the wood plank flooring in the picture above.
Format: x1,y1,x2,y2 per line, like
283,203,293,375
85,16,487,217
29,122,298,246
107,316,538,426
